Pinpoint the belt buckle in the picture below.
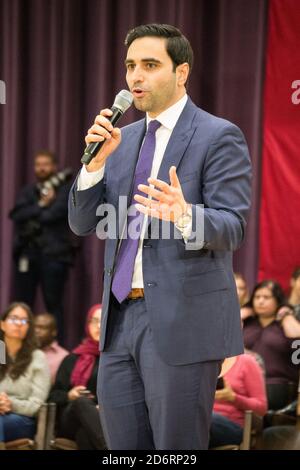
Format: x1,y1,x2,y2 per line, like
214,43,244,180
127,288,144,300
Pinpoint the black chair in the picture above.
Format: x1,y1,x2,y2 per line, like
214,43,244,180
47,403,78,450
261,376,300,450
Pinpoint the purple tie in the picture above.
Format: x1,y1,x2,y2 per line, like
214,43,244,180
111,119,161,303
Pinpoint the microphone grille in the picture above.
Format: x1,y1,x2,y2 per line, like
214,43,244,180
113,89,133,113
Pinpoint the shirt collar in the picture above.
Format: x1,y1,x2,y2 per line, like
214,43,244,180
146,94,188,131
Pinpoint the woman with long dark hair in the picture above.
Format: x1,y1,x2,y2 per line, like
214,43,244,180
49,304,106,449
0,302,51,448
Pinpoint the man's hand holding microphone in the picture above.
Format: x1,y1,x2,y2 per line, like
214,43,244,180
82,90,133,172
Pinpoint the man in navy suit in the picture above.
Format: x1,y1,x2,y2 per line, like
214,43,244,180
68,24,252,449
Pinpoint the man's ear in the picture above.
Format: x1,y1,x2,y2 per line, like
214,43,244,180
176,63,189,86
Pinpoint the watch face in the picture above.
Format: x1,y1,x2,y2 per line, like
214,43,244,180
180,215,191,225
176,212,192,228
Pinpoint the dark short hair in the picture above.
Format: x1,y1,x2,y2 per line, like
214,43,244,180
125,23,194,74
35,312,57,331
34,150,57,164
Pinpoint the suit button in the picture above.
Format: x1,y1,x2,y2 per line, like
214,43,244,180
147,282,157,287
107,269,113,276
143,243,152,248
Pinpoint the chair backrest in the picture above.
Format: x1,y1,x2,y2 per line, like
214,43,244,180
44,402,57,450
34,403,48,450
239,410,263,450
210,410,264,450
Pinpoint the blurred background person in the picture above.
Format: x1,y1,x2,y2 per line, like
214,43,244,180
234,272,249,307
9,150,74,343
0,302,51,446
49,304,106,450
234,272,253,322
34,313,69,383
209,354,267,448
288,266,300,320
243,280,300,410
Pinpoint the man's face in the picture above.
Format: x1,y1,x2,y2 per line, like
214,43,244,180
34,155,56,182
34,315,56,348
125,37,188,118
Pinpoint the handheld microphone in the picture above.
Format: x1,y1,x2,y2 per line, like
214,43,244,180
81,90,133,165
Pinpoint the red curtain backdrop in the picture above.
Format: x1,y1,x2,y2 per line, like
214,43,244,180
259,0,300,291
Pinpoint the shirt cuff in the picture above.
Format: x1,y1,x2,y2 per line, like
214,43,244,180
77,164,105,190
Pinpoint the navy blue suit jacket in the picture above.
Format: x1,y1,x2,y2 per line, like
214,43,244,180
69,98,252,365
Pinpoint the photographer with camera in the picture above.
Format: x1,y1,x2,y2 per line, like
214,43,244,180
9,150,74,344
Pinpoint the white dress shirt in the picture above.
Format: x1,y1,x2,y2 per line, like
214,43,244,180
77,94,189,289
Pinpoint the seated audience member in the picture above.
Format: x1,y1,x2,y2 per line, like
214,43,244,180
0,302,51,446
234,273,249,307
49,304,106,450
34,313,68,383
209,354,267,448
288,266,300,320
234,273,253,322
243,280,300,410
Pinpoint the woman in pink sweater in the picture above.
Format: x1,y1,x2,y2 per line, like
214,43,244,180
209,353,267,447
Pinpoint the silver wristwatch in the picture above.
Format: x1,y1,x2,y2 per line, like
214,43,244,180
175,204,192,230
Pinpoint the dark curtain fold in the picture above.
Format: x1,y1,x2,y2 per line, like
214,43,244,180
0,0,268,347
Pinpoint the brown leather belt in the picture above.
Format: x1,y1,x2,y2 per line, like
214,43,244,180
127,288,144,300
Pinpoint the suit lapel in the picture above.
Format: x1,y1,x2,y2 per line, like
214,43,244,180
157,98,197,183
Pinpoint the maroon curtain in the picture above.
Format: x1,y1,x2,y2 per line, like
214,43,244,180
0,0,268,347
259,0,300,291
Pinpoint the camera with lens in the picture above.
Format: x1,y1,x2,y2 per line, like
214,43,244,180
37,167,73,196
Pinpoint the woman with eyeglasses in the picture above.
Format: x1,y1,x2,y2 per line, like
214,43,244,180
0,302,51,449
49,304,106,449
243,280,300,410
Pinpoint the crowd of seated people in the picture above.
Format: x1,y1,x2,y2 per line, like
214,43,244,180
0,301,107,450
1,269,299,450
243,280,300,410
